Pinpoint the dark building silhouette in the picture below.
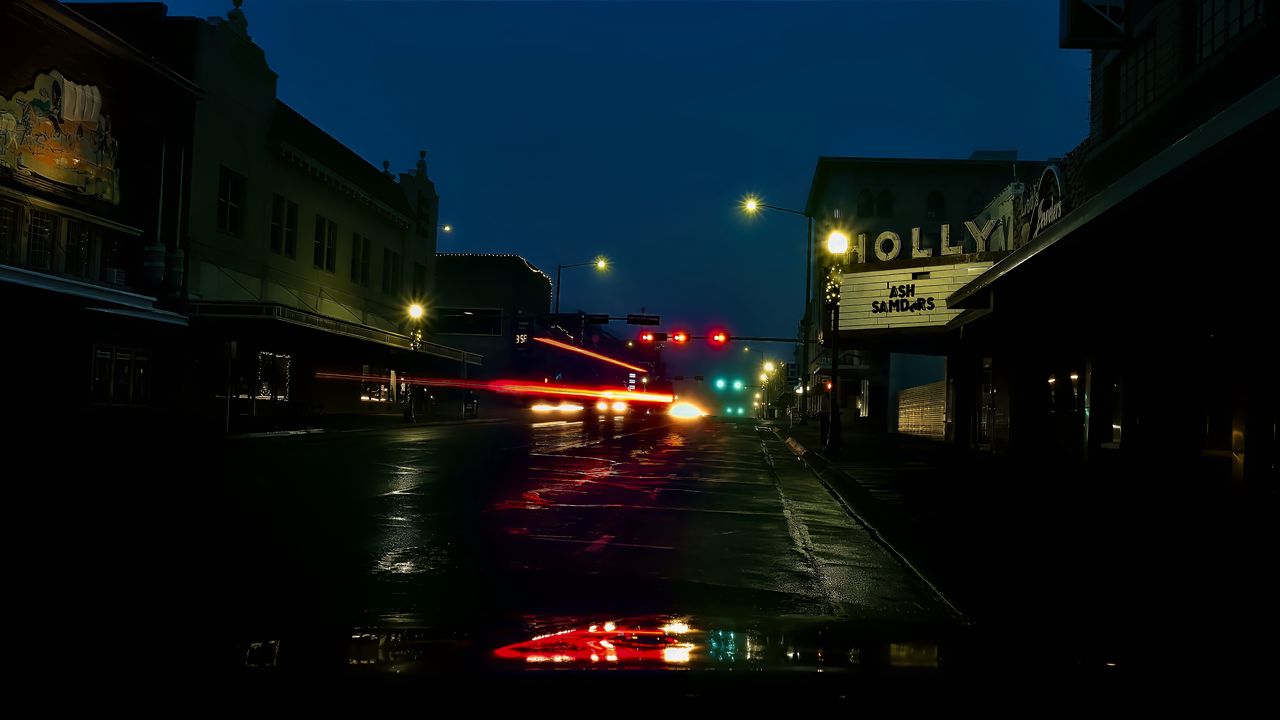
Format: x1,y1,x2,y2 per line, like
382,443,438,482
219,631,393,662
945,0,1277,493
2,0,198,424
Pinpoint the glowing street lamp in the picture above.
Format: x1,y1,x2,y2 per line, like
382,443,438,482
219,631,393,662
763,361,776,374
437,224,453,233
825,228,850,453
407,303,425,320
554,256,610,315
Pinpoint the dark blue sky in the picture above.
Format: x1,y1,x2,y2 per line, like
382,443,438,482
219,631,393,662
149,1,1089,377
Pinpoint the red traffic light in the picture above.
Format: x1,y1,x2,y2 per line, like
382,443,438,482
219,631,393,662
639,332,654,343
671,330,689,344
709,330,729,345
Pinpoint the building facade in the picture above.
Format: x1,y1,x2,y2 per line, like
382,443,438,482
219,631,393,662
945,0,1277,493
74,1,477,430
432,253,552,376
2,0,198,425
801,153,1049,432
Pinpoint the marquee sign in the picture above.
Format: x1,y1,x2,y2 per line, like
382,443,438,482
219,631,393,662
0,70,120,203
839,259,995,332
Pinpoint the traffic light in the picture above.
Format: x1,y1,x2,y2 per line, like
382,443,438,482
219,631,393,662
670,330,689,344
639,331,667,343
714,378,727,390
732,379,744,391
709,330,729,346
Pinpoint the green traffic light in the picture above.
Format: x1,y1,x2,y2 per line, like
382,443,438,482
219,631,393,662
732,380,743,391
714,378,727,390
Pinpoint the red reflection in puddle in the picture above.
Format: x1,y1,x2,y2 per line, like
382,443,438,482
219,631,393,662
494,620,696,665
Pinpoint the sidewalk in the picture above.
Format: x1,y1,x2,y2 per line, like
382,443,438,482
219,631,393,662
227,405,519,437
768,420,1278,673
769,422,974,611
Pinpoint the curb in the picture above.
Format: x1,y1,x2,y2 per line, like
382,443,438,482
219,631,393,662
768,426,969,624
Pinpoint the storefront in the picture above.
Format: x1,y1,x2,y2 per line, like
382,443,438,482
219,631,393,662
946,80,1279,492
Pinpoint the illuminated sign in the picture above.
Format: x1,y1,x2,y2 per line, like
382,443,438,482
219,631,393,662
843,165,1066,264
840,260,995,331
0,71,119,203
1025,165,1065,239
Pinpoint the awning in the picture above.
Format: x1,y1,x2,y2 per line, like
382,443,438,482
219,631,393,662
949,74,1280,309
1,263,167,311
189,301,483,365
88,306,188,327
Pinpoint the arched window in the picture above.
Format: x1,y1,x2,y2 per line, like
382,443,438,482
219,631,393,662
926,191,945,219
967,191,986,217
856,190,875,218
876,190,893,218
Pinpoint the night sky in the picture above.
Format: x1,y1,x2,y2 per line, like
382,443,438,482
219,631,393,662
106,0,1089,378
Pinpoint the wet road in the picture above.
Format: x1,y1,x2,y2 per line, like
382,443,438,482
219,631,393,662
203,415,956,638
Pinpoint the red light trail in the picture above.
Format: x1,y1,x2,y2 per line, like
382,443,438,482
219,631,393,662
313,372,673,404
531,337,647,373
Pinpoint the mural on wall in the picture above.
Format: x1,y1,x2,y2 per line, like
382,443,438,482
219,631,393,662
0,70,120,204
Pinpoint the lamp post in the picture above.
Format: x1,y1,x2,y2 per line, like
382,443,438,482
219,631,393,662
554,256,609,315
824,230,849,453
406,302,425,350
741,195,813,424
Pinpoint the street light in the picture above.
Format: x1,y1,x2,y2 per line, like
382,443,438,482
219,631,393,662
554,256,609,315
437,224,453,233
740,193,813,425
763,361,776,374
824,229,849,453
405,302,425,351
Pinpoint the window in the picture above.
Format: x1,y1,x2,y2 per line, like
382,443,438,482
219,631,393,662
269,195,296,256
0,200,18,264
351,234,373,285
876,190,893,218
413,262,427,298
1115,27,1157,128
217,166,245,236
926,191,945,219
26,208,56,269
132,352,151,405
382,249,401,295
112,348,133,405
92,347,113,404
90,345,153,406
856,190,875,218
270,195,283,253
382,248,391,293
435,308,502,335
65,220,96,279
256,351,291,401
360,236,370,286
314,215,337,271
284,201,298,257
1199,0,1261,62
350,234,361,282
